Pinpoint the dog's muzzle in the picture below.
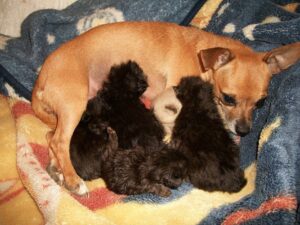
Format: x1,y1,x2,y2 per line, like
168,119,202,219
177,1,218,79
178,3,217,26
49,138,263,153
235,120,250,137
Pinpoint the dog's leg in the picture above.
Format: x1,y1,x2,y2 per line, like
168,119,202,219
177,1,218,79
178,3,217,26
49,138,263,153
31,94,57,130
32,96,66,185
49,103,89,196
46,131,64,185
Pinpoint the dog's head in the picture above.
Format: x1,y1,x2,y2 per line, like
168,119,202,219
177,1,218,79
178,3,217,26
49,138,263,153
198,43,300,136
105,60,148,98
148,149,188,189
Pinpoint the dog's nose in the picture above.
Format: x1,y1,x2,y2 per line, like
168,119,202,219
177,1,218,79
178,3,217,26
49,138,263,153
235,121,250,137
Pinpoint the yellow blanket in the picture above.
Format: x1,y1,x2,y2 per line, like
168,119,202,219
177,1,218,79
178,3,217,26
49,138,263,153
0,94,257,225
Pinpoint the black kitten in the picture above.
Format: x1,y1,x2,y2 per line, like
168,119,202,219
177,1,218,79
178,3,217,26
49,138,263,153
171,76,247,193
85,60,164,150
70,118,116,180
101,128,188,197
71,61,165,180
72,118,187,196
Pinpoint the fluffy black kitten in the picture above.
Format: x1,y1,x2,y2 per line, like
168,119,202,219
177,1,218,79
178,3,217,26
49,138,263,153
71,118,187,196
101,127,188,197
171,76,247,193
85,60,164,150
70,118,116,181
71,61,166,181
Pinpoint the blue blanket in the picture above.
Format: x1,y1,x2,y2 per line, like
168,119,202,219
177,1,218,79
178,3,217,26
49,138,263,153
201,0,300,224
0,0,299,224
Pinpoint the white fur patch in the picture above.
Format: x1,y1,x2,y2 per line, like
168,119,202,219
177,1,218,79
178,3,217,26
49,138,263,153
223,23,236,33
217,2,230,17
76,7,124,34
152,87,182,137
76,180,89,196
47,34,56,44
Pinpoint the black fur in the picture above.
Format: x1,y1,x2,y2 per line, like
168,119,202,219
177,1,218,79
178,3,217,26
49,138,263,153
70,61,188,196
85,60,165,150
171,76,247,193
71,113,187,196
70,119,117,181
101,128,188,197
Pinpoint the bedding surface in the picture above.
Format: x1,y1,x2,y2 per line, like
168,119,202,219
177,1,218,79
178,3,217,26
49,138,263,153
0,0,299,224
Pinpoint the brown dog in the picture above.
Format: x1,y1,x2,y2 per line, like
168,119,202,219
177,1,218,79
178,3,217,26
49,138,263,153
31,21,300,195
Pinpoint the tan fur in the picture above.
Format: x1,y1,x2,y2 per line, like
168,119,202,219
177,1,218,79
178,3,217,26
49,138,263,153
31,21,300,195
152,87,182,139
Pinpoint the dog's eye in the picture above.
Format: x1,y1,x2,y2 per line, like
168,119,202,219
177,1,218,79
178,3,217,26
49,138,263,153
255,97,266,108
222,93,236,106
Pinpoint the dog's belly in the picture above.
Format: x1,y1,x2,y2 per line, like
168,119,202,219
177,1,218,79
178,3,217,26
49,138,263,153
88,61,167,101
88,73,106,99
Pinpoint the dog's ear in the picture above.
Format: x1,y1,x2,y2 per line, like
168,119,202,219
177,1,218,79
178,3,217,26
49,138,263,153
263,42,300,75
198,47,235,72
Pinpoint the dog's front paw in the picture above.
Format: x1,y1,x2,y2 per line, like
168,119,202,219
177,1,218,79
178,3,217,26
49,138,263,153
64,176,89,197
46,163,64,186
